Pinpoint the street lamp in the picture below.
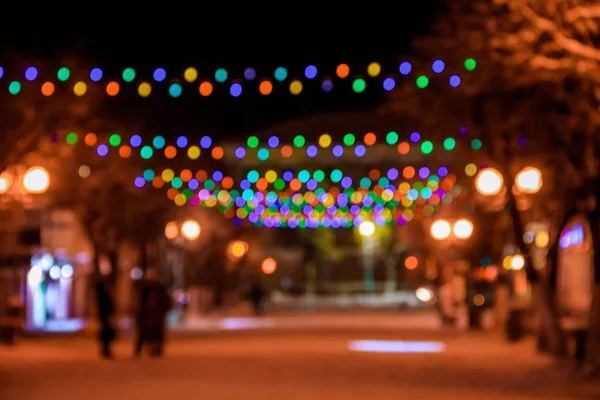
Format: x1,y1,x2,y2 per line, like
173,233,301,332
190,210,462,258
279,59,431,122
0,166,50,196
515,167,543,194
431,219,452,240
228,240,249,260
358,221,375,237
475,168,503,196
181,220,201,241
453,219,474,239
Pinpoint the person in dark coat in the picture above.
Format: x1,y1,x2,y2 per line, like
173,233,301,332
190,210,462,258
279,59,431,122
134,269,172,357
248,276,266,316
96,277,116,358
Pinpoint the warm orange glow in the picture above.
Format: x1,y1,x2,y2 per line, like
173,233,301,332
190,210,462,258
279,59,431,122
364,132,376,146
398,142,410,155
290,178,301,191
199,82,213,96
405,256,418,270
181,220,201,240
152,177,164,188
403,166,415,179
221,177,233,189
261,257,277,274
106,81,120,96
256,178,268,191
336,64,350,78
259,80,273,95
84,133,97,146
196,170,208,181
180,169,192,182
164,146,177,159
368,169,380,180
229,240,249,259
281,145,293,158
41,82,55,96
119,145,132,158
167,188,178,200
211,147,224,160
164,221,178,240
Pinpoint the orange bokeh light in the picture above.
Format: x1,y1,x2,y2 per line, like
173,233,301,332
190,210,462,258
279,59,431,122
336,64,350,78
222,177,233,189
290,178,301,191
403,166,415,179
119,145,132,158
41,82,55,96
368,169,380,180
364,132,376,146
180,169,192,182
261,257,277,274
281,145,293,158
199,82,213,96
84,133,97,146
405,256,418,270
398,142,410,155
106,81,120,96
152,177,164,188
165,146,177,159
196,170,208,182
211,147,224,159
259,80,273,95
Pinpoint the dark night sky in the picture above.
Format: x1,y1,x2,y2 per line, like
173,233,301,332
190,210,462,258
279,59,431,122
0,7,446,139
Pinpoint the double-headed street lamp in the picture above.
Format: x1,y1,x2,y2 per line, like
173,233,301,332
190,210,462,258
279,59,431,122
475,166,543,197
164,220,201,242
430,218,474,241
0,166,50,197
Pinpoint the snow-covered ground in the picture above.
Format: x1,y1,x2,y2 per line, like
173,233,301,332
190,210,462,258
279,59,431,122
1,313,598,399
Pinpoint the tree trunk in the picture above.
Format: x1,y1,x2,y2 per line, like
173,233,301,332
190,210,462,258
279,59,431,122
505,173,567,356
107,250,119,287
585,177,600,369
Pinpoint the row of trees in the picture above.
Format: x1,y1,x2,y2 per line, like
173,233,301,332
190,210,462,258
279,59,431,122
383,0,599,362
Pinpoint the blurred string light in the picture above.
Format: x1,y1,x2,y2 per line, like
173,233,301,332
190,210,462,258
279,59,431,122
0,59,476,96
58,128,482,162
128,163,462,228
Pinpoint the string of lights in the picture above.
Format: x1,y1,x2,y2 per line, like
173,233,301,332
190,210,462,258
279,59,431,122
57,128,483,161
1,59,477,97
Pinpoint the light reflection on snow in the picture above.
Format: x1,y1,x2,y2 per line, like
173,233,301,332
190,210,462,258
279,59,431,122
219,318,275,330
348,340,446,353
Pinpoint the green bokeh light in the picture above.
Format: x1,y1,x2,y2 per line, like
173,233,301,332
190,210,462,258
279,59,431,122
465,58,477,71
386,131,399,145
443,137,456,150
57,67,70,81
352,78,366,93
421,140,433,154
247,136,259,148
416,76,429,88
122,68,136,82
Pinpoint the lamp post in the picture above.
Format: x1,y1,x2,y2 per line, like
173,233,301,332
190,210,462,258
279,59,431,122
358,221,376,293
164,219,201,293
0,165,50,345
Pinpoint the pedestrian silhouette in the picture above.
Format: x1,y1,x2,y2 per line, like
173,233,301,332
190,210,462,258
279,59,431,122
134,269,172,357
95,277,116,359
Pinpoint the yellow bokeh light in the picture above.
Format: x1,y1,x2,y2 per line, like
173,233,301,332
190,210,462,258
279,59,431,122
164,221,178,240
289,80,303,95
475,168,503,196
465,163,477,177
73,81,87,96
184,67,198,82
318,134,332,148
535,231,549,248
138,82,152,97
188,146,201,160
431,219,451,240
503,256,513,270
162,169,175,182
367,62,381,77
265,170,277,183
229,240,249,259
181,220,201,240
359,221,375,237
174,194,187,207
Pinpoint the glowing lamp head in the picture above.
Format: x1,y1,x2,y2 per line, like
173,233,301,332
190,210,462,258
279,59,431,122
164,221,179,240
181,220,201,240
515,167,542,193
359,221,375,237
453,219,473,239
430,219,451,240
510,254,525,270
475,168,503,196
261,257,277,274
22,167,50,193
229,240,249,259
0,172,12,194
415,287,434,302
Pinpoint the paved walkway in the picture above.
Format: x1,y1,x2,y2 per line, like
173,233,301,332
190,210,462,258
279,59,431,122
1,316,598,399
